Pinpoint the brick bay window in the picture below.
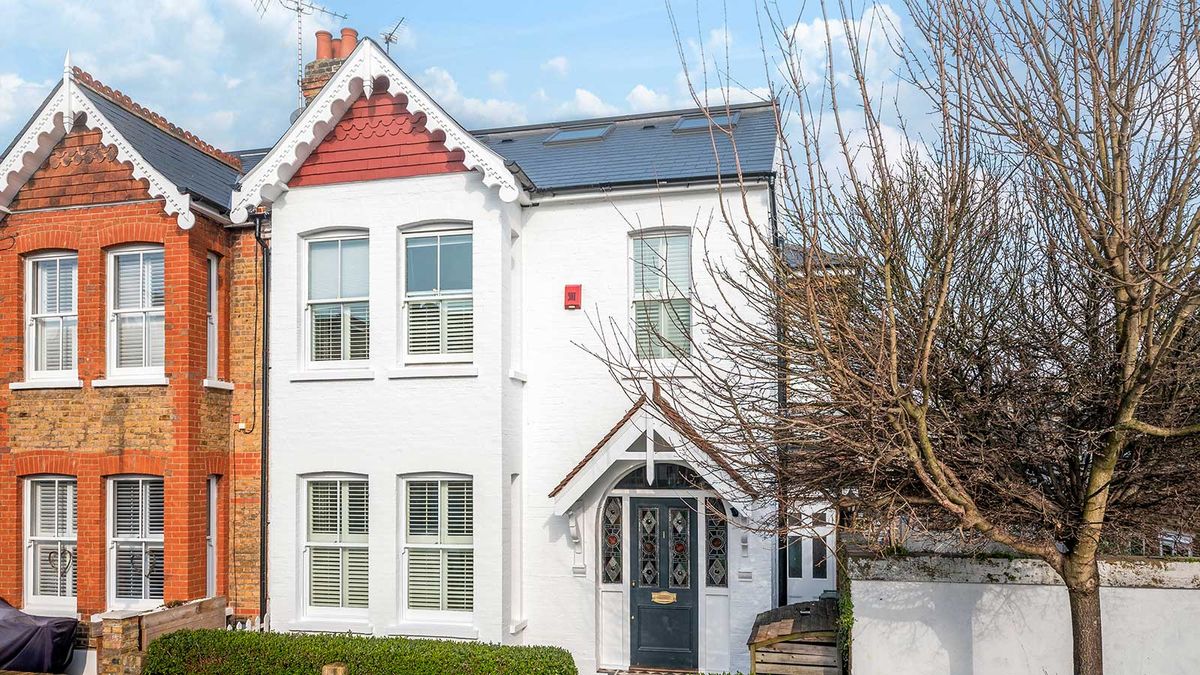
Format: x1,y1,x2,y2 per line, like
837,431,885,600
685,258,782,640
108,476,164,610
106,246,165,383
402,230,472,363
632,231,692,359
25,252,78,384
306,233,369,367
402,476,474,623
24,477,77,614
305,477,369,617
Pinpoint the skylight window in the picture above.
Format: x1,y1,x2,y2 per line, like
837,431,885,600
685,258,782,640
673,112,741,132
544,124,613,144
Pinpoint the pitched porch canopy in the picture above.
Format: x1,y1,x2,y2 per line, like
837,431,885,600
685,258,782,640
549,384,756,516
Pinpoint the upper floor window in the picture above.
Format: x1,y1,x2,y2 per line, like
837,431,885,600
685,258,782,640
109,476,164,608
108,246,165,375
403,477,474,615
403,231,473,361
26,477,77,607
632,232,691,359
307,235,369,364
206,254,219,380
306,478,369,611
27,253,77,379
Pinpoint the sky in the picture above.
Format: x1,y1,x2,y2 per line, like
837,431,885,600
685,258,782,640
0,0,817,153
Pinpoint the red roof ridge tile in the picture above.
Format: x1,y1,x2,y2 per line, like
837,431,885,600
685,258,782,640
71,67,243,171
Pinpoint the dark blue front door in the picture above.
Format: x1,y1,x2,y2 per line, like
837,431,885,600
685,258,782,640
629,497,699,670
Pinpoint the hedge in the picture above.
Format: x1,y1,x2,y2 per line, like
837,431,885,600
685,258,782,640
143,629,578,675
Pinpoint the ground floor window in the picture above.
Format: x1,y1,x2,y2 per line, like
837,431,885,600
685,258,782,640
403,477,474,614
109,477,164,607
26,477,77,606
306,478,369,610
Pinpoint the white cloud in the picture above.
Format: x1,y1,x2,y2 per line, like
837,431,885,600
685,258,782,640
625,84,672,112
706,27,732,54
540,56,570,77
532,88,550,103
488,70,509,92
557,88,618,118
0,73,51,129
417,66,527,129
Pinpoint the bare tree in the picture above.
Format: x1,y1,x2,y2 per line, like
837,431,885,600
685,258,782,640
593,1,1200,673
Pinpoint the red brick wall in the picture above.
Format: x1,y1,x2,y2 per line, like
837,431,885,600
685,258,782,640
0,129,263,619
289,92,468,187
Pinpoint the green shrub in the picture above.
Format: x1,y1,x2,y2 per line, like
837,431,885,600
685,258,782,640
143,629,578,675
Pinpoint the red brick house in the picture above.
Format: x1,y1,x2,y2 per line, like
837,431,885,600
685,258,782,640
0,59,264,621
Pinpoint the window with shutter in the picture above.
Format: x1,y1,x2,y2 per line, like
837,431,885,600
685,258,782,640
631,233,692,359
307,236,369,364
403,478,473,615
108,247,165,375
26,477,77,605
403,232,473,361
108,477,164,606
27,254,78,379
306,479,369,610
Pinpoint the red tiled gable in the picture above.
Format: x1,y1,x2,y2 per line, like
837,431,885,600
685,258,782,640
548,395,647,498
71,67,243,171
289,92,469,187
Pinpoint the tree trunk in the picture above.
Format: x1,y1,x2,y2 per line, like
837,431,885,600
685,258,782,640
1064,558,1104,675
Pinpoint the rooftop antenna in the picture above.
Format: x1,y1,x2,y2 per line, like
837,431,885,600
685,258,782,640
253,0,348,110
381,18,406,55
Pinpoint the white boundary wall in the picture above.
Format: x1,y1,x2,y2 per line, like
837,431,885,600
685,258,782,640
849,555,1200,675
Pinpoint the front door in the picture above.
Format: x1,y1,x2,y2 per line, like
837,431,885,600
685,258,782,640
629,497,699,670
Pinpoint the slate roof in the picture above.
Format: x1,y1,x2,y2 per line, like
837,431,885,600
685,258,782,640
471,101,777,192
79,85,242,211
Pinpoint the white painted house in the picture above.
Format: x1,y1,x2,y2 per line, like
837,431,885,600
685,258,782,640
230,33,836,674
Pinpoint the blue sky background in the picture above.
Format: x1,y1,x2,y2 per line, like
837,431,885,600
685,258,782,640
0,0,811,152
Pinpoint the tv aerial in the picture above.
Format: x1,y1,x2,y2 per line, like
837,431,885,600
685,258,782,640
381,18,407,55
253,0,349,110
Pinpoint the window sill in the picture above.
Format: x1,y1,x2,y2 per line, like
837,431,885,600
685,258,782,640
286,618,373,634
508,369,527,383
384,621,478,640
387,364,478,380
22,603,77,618
92,376,169,388
203,379,235,391
10,379,83,390
289,370,377,382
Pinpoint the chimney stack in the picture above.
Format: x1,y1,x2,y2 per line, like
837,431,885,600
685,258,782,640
301,27,359,106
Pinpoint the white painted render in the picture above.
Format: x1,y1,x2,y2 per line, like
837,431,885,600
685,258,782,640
850,556,1200,675
265,167,813,673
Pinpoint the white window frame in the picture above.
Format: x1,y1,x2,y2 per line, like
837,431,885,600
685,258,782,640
400,226,473,365
302,231,370,369
629,229,693,360
399,473,474,625
106,245,166,379
206,476,217,598
25,252,79,382
206,254,219,380
301,474,369,620
106,475,165,611
24,475,77,615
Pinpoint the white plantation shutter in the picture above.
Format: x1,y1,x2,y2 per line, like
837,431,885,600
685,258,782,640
29,478,77,599
404,477,473,613
632,233,692,359
307,237,369,363
110,248,165,371
306,479,369,610
31,256,78,374
406,549,443,610
403,232,473,359
109,477,164,601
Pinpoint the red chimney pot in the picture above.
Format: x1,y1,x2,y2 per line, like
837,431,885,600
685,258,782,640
330,37,342,56
338,27,358,58
315,31,333,60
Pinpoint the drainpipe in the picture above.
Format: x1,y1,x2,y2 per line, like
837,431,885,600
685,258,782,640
252,210,271,620
768,173,788,607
